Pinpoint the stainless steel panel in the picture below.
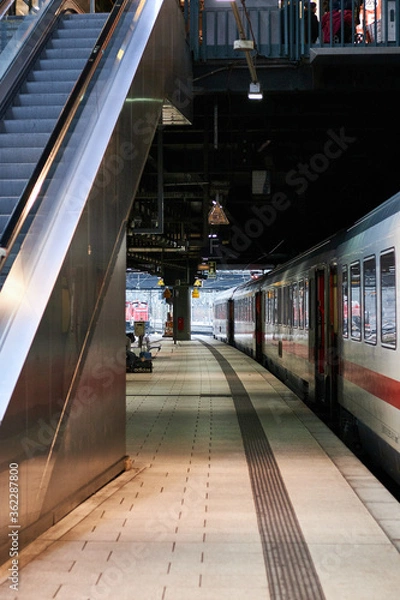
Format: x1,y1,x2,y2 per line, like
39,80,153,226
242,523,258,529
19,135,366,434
0,0,192,563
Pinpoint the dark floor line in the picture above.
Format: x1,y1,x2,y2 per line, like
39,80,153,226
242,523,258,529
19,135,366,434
199,339,325,600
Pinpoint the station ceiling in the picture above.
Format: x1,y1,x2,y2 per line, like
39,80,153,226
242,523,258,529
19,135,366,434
127,56,400,285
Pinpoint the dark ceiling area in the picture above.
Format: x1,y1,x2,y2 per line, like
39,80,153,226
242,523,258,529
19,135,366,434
127,60,400,285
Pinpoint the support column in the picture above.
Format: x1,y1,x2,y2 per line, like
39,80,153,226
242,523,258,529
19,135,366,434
173,284,191,341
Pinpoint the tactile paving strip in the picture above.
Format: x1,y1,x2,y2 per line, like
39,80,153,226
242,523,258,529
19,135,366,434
201,340,325,600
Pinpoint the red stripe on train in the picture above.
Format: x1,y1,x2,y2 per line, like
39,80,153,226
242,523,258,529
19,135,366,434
342,360,400,410
273,340,400,409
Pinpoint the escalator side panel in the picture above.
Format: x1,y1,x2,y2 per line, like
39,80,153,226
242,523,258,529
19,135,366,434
0,0,192,564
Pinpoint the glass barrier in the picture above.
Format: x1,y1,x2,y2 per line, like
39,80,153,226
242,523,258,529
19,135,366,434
0,0,55,80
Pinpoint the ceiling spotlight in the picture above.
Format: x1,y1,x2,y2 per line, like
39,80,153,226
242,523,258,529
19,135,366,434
248,82,263,101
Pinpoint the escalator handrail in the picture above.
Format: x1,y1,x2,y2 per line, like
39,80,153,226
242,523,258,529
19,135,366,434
0,1,68,100
0,0,17,20
0,0,131,268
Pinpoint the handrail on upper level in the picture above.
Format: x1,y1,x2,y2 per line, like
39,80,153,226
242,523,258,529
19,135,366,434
182,0,400,63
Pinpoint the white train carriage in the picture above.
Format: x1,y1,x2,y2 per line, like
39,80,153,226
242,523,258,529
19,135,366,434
214,190,400,486
213,286,235,344
231,277,264,360
335,197,400,479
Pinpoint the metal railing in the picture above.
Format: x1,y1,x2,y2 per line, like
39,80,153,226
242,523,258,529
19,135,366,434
184,0,400,62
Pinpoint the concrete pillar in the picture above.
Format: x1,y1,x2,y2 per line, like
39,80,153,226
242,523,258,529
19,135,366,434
173,285,191,341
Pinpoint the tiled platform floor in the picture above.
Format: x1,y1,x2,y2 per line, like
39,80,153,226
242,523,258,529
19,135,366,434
1,338,400,600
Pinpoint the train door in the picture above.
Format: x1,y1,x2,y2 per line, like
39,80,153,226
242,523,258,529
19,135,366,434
312,266,339,412
315,268,326,403
255,291,263,363
327,265,339,421
227,298,234,346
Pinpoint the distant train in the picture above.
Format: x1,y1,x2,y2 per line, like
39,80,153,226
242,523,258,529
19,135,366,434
125,300,149,325
214,191,400,486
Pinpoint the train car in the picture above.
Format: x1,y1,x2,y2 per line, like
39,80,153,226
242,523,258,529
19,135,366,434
261,238,338,406
231,277,265,360
335,198,399,482
214,190,400,486
213,287,235,344
125,300,149,325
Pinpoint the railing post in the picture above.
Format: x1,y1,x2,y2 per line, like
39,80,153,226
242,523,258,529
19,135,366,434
189,0,200,60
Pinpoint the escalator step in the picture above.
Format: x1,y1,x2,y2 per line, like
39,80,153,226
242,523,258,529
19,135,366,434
0,119,59,134
0,132,51,147
21,80,79,94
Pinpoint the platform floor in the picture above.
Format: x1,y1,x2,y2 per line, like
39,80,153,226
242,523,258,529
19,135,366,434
1,337,400,600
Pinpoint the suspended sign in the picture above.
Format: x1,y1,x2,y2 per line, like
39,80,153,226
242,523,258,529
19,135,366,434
208,261,216,278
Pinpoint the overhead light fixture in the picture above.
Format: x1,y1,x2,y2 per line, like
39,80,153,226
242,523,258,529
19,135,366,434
216,1,263,101
233,39,254,51
248,82,263,101
208,199,229,225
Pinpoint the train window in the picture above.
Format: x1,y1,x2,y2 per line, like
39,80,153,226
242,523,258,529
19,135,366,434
293,282,299,328
267,289,273,324
299,280,304,329
363,256,377,345
304,279,309,329
380,249,396,348
283,286,288,325
270,290,273,324
273,288,278,324
350,262,361,340
287,285,292,327
342,266,348,337
277,287,282,324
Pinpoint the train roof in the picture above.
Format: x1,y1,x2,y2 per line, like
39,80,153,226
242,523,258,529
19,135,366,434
345,189,400,237
229,271,270,297
214,275,267,300
213,286,237,302
254,188,400,278
215,189,400,298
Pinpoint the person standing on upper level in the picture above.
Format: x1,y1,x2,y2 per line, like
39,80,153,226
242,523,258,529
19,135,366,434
304,2,320,43
321,0,354,43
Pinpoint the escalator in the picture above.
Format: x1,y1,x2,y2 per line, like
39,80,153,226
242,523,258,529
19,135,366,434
0,11,109,281
0,0,191,564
